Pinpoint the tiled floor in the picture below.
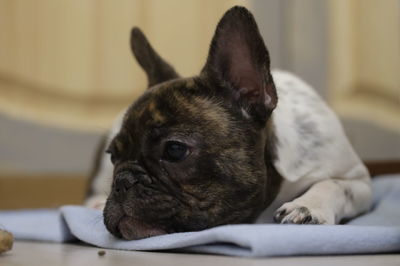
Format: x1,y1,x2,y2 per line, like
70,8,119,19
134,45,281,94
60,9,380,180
1,241,399,266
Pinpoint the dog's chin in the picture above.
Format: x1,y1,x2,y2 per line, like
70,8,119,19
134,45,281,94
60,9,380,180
118,216,167,240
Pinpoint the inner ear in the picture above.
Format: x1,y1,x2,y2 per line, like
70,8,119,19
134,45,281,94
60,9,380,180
201,6,277,116
130,27,180,87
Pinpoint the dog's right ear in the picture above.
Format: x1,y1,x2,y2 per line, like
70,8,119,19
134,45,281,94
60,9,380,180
201,7,277,126
130,27,180,87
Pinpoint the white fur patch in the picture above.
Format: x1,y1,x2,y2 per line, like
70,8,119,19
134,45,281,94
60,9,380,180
271,70,369,182
257,70,371,223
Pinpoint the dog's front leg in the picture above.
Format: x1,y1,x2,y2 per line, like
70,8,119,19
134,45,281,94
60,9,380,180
274,177,372,224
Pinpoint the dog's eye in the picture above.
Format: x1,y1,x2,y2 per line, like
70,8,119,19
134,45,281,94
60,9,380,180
163,141,189,162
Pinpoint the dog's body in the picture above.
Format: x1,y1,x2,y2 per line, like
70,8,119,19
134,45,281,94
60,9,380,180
86,7,371,239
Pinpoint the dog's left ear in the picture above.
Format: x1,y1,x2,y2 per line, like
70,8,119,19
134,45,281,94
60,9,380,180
201,6,277,124
131,27,180,87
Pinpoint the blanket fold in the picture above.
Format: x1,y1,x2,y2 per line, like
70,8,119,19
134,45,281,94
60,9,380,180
1,175,399,257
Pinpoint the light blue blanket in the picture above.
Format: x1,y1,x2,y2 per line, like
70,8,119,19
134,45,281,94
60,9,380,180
1,175,399,257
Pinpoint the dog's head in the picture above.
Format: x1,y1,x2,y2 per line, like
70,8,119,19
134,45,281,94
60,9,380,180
103,6,279,240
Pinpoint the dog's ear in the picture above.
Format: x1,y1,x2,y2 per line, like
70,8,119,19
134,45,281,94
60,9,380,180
131,27,180,87
201,6,277,124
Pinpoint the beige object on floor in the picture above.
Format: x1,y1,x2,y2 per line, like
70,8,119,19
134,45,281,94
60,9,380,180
0,229,13,253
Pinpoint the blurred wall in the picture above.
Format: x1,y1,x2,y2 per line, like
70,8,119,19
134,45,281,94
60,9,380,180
328,0,400,160
0,0,249,131
253,0,400,161
0,0,399,178
0,0,248,178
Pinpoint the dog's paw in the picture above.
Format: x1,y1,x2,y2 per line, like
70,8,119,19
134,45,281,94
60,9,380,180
274,202,331,224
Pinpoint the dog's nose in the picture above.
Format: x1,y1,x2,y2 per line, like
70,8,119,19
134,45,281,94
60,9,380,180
114,171,138,195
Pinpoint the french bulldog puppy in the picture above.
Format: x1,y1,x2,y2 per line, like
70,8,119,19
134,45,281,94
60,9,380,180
86,6,372,240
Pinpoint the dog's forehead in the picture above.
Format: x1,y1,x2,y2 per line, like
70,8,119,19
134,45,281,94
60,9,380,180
124,77,230,133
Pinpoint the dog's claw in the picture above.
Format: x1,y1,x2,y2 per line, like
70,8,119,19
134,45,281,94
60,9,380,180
302,215,312,224
273,209,287,222
274,204,326,225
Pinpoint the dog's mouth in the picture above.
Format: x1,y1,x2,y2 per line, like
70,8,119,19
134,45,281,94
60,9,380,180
103,199,170,240
117,216,167,240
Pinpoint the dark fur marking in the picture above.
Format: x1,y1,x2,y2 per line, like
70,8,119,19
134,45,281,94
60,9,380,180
333,179,354,202
293,112,326,164
344,187,354,201
295,113,319,141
